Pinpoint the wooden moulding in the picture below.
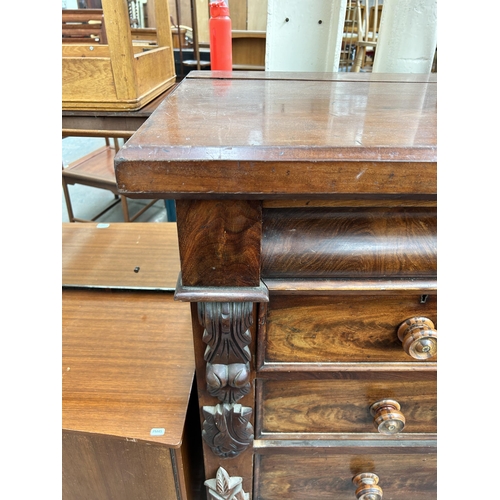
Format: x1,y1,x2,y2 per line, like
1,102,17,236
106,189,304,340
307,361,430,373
62,0,176,111
174,274,269,303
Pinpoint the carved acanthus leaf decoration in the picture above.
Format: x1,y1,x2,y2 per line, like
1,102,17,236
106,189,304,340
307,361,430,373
202,403,253,458
198,302,253,365
205,467,249,500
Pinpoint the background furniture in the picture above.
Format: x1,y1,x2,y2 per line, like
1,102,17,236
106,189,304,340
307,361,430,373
352,0,382,72
62,0,176,111
62,137,161,222
62,221,203,500
62,9,105,43
339,0,359,71
115,71,437,499
231,30,266,70
62,68,179,222
62,84,177,139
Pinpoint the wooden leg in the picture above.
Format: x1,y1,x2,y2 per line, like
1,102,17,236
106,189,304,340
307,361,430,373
120,195,130,222
352,45,366,72
62,180,76,223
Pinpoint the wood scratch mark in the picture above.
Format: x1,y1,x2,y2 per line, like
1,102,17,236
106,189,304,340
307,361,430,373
356,169,367,180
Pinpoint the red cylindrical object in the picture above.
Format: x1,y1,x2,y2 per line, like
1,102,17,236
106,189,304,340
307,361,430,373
209,1,232,71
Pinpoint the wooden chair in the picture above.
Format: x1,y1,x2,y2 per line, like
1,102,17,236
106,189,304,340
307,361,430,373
62,137,161,222
339,0,361,71
352,0,382,72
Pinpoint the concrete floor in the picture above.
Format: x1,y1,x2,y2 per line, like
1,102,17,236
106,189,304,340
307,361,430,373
62,137,170,223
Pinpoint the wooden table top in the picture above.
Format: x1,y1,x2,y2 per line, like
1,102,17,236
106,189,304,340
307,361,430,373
115,71,437,199
62,222,180,290
62,288,194,447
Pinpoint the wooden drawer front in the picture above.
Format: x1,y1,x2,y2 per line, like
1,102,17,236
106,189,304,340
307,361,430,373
262,207,436,279
264,294,437,364
254,445,437,499
258,375,436,435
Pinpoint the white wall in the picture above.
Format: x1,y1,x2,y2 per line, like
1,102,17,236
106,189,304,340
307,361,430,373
266,0,347,72
373,0,437,73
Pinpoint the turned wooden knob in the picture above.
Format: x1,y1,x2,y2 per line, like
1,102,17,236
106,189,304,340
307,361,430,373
370,399,405,434
397,316,437,360
352,473,383,500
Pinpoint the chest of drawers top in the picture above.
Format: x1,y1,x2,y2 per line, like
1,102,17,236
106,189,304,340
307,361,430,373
115,71,437,200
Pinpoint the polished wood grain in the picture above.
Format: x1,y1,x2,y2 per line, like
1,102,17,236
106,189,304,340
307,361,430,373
114,73,438,498
175,200,262,287
261,278,437,295
62,222,180,290
262,207,436,278
258,376,436,434
254,446,437,499
186,70,437,83
264,294,437,364
263,199,437,208
62,289,194,446
115,73,436,198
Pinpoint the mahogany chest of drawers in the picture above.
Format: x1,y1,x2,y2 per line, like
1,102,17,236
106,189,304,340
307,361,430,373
116,71,437,499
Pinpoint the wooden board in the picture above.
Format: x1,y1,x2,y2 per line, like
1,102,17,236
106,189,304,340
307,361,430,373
62,288,194,447
62,222,180,290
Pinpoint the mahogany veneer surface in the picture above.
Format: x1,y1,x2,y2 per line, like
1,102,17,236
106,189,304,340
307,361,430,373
115,72,436,199
258,376,436,434
264,294,437,364
255,446,437,500
114,72,437,499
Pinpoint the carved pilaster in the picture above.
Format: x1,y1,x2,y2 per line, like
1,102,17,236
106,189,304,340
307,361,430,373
198,302,253,404
205,467,249,500
202,403,254,458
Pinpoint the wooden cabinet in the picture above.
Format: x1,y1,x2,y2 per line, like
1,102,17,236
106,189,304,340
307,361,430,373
62,224,203,500
62,0,176,110
116,71,437,499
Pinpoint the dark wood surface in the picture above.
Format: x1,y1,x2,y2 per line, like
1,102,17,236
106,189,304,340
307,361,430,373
114,73,437,499
258,376,436,434
254,445,437,500
115,72,436,199
176,200,262,287
263,294,437,365
262,207,436,278
62,222,180,290
186,71,437,83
